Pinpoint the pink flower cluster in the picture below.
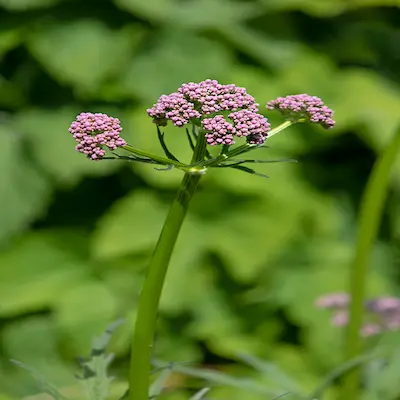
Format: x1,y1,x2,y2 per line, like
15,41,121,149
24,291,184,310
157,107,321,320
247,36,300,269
202,115,236,146
203,110,271,146
267,94,335,129
69,112,126,160
147,79,258,128
316,293,400,337
147,93,202,127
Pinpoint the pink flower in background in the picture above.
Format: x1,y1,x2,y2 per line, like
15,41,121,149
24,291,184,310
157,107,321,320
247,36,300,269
331,310,349,327
267,94,335,129
315,292,350,309
317,292,400,337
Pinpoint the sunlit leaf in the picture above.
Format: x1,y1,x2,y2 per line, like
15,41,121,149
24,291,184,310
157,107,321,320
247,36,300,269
0,232,88,317
0,124,50,244
119,30,233,104
28,21,140,94
13,108,120,185
0,0,60,11
91,190,168,260
54,283,118,356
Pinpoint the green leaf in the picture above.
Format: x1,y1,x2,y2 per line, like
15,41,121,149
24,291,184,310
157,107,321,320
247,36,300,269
91,319,125,355
10,360,67,400
0,124,50,243
0,29,22,59
164,0,261,29
0,232,88,317
189,388,210,400
238,354,302,394
152,360,282,397
4,316,73,396
206,164,340,282
13,108,120,185
0,77,25,108
261,0,400,15
54,283,118,356
27,21,140,93
0,0,60,11
338,69,400,150
91,190,168,260
158,212,211,314
260,0,345,16
116,0,259,27
77,321,123,400
218,26,303,70
114,0,174,21
149,368,172,398
119,30,233,103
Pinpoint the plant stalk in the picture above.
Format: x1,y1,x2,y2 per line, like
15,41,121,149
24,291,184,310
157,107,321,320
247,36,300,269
341,127,400,400
128,130,207,400
123,144,187,168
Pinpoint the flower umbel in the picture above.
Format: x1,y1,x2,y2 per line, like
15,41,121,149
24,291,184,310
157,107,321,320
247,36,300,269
147,79,258,129
267,94,335,129
69,112,126,160
316,292,350,309
202,110,271,146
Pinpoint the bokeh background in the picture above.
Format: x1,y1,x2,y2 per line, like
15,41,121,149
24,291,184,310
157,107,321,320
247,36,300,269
1,0,400,398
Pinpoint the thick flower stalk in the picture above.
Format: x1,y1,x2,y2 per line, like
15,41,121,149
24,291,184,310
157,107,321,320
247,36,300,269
68,80,336,400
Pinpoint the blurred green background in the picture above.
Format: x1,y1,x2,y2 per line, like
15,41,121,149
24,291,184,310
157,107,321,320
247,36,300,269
1,0,400,398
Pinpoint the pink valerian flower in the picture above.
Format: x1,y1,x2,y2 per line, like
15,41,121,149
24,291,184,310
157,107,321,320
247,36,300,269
331,310,348,327
316,293,400,337
315,292,349,309
203,110,270,146
147,93,201,127
365,297,400,314
266,94,335,129
147,79,258,128
178,80,258,114
69,112,126,160
361,324,382,337
202,115,236,146
229,109,271,145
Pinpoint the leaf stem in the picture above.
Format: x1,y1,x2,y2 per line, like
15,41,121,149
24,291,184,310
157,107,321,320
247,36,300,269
267,120,293,138
340,128,400,400
123,144,186,168
128,132,207,400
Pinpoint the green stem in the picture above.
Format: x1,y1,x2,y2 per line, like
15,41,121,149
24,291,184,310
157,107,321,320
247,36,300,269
340,127,400,400
128,132,207,400
267,120,293,138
